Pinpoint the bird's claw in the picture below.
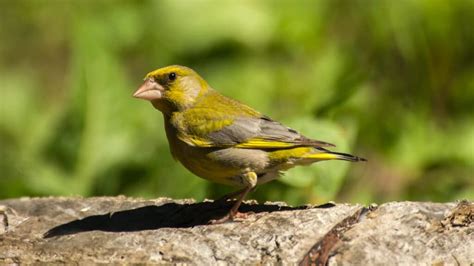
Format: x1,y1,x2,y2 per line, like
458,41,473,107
209,211,251,225
209,215,232,225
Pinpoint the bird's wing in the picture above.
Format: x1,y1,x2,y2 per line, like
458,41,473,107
174,109,335,149
231,116,335,148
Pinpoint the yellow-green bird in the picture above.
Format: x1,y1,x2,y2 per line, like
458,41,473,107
133,65,365,223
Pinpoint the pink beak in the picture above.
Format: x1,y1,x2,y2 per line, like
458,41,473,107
133,79,164,101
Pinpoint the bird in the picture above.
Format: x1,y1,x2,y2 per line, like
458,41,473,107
133,65,366,223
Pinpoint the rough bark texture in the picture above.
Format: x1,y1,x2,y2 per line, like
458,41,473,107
0,197,472,265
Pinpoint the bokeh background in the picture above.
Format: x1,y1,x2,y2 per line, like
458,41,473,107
1,0,473,205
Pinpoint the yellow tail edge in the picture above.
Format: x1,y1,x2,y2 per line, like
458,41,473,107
304,151,367,162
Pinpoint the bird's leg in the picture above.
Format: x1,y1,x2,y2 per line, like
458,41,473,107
210,171,257,224
215,188,246,203
217,186,258,204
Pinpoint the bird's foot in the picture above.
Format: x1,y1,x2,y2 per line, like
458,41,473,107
209,211,252,225
209,215,232,225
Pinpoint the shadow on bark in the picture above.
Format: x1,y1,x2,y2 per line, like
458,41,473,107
43,201,335,238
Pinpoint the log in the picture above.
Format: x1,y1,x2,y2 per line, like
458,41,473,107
0,197,472,265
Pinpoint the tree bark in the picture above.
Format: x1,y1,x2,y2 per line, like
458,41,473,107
0,197,472,265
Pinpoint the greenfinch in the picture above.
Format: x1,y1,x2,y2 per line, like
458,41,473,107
133,65,365,223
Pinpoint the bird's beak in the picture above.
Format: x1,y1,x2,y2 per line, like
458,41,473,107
133,79,164,101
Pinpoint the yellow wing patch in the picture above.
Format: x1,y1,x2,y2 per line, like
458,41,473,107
178,135,301,149
234,138,300,149
178,134,214,147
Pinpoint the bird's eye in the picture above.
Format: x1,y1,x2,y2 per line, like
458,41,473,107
168,72,177,81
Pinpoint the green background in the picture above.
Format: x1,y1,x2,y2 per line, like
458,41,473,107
1,0,473,205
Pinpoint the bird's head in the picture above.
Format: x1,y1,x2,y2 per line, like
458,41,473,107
133,65,209,113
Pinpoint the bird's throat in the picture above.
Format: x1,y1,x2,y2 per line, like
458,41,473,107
151,100,175,115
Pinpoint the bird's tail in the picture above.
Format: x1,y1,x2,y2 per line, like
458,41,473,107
304,148,367,162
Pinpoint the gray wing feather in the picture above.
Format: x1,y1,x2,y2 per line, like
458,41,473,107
207,116,335,148
207,117,259,145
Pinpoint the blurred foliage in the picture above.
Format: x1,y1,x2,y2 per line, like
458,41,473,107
0,0,472,204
